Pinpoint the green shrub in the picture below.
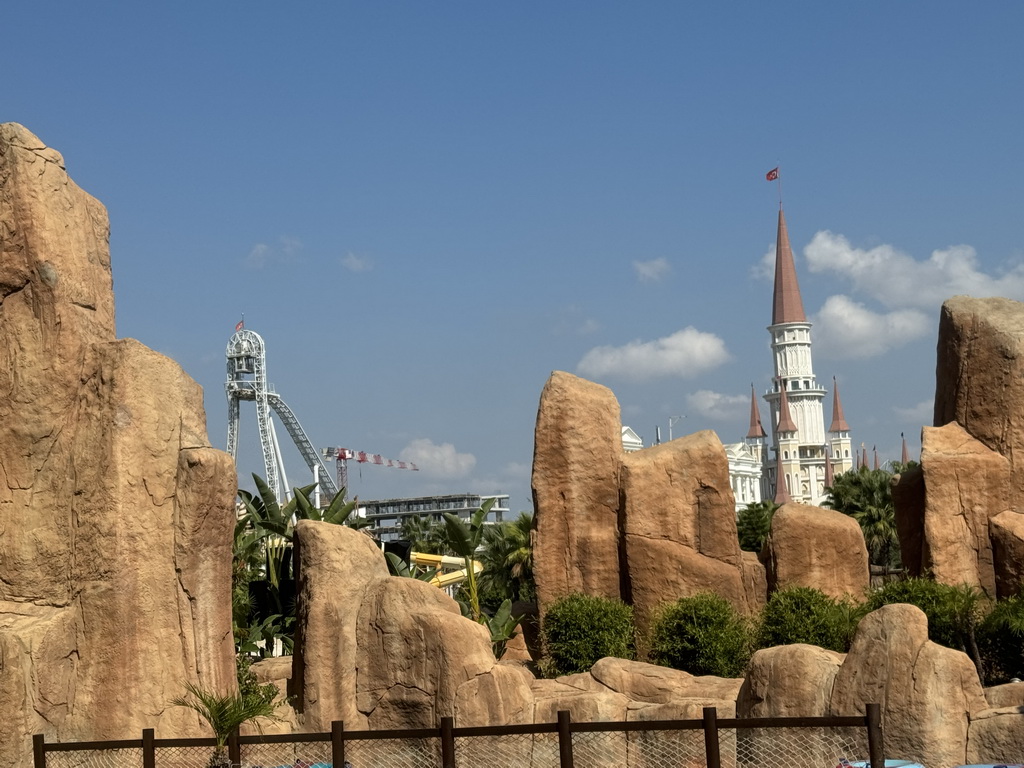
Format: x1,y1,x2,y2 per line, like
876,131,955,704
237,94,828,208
979,592,1024,684
648,593,750,677
866,578,976,650
541,593,635,676
756,587,863,653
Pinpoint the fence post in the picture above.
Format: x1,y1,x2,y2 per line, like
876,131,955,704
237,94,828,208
331,721,346,768
702,706,722,768
228,726,241,768
32,734,45,768
440,716,456,768
142,729,155,768
557,710,575,768
866,702,884,768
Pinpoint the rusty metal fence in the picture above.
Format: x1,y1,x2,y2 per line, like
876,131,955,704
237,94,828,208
34,704,885,768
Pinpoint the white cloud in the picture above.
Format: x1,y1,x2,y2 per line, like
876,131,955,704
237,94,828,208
399,438,476,479
342,251,373,273
633,258,671,282
686,390,748,421
577,327,730,380
244,236,303,270
812,295,930,359
804,231,1024,309
751,244,776,280
894,399,934,424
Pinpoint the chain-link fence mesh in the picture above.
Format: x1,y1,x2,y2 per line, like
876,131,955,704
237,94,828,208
154,745,217,768
39,718,883,768
342,737,440,768
45,748,142,768
736,725,869,768
240,739,331,768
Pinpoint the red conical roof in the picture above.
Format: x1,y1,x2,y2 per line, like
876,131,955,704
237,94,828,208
873,446,879,471
829,377,851,432
747,383,766,439
776,382,798,434
861,444,869,468
771,208,807,325
824,447,834,488
774,452,791,504
902,433,910,465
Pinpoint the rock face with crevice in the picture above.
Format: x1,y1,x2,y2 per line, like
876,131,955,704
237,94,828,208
0,123,235,768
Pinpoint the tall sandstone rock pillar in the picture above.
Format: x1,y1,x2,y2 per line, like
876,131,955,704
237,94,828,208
0,124,235,768
935,295,1024,496
532,371,623,612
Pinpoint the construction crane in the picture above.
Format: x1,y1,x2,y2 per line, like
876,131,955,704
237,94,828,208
321,447,418,500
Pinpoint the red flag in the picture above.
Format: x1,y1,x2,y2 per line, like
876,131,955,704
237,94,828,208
234,319,244,331
766,167,779,181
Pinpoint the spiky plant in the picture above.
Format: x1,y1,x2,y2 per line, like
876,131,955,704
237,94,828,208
172,682,278,768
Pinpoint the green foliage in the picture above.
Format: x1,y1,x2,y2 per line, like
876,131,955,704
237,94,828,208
825,466,901,569
236,655,278,710
980,592,1024,683
233,475,360,657
867,577,987,677
384,551,440,582
172,681,279,766
478,512,535,605
442,498,495,622
542,593,635,676
737,501,778,552
648,593,751,677
485,598,522,660
756,587,865,653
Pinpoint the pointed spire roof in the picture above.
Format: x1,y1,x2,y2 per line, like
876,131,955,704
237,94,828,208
824,446,834,488
776,381,798,434
861,444,869,469
746,383,766,439
902,432,910,465
774,452,791,504
873,446,880,471
829,377,851,432
771,207,807,325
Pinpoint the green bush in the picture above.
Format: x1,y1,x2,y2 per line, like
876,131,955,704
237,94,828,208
979,592,1024,684
648,593,750,677
541,593,635,676
866,578,975,650
756,587,863,653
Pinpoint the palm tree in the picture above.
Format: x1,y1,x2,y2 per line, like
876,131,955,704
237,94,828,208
478,512,534,603
737,501,779,552
172,682,278,768
824,466,900,569
442,498,495,621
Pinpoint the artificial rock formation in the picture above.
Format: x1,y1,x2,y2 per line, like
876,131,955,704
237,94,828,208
621,431,747,641
936,295,1024,496
830,604,987,768
0,124,235,768
762,503,869,599
990,510,1024,598
532,371,623,610
918,422,1011,596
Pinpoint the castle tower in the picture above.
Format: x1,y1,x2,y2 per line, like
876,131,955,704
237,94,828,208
828,376,854,476
762,207,838,505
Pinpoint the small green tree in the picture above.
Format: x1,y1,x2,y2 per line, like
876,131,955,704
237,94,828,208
442,498,495,622
648,593,750,677
825,466,901,570
737,501,779,552
172,682,278,768
542,593,635,676
756,587,864,653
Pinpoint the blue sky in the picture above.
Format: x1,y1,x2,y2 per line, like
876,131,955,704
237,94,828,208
6,3,1024,511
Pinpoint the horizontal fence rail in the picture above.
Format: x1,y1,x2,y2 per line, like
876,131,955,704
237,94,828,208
34,703,885,768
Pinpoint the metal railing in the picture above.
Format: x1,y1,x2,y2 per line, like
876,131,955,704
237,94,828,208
34,703,885,768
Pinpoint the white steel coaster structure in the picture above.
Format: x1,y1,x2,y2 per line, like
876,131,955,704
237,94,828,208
225,329,338,501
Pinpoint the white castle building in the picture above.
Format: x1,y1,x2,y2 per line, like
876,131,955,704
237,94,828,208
725,206,853,510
